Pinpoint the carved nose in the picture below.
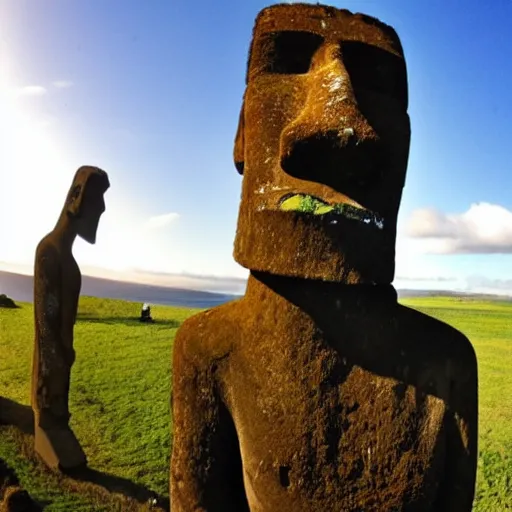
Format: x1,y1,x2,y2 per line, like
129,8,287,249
282,131,375,188
280,44,379,185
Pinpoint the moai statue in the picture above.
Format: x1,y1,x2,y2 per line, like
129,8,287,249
170,4,478,511
31,166,109,471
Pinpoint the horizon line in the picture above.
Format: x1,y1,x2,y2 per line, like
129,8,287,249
1,263,511,300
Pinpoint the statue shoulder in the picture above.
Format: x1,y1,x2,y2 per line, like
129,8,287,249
398,303,477,367
173,302,242,368
34,237,62,286
35,235,60,266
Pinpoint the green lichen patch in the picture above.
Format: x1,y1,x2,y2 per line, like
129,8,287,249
279,194,384,229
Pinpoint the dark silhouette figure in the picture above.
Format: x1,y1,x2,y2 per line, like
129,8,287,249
31,166,110,471
170,4,478,511
140,303,154,323
0,294,18,308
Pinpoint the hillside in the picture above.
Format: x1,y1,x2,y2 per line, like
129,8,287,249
0,270,240,309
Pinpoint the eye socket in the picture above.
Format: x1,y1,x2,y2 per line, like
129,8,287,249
341,41,407,104
263,31,324,75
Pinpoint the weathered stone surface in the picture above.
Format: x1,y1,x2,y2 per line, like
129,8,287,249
31,166,109,471
170,4,478,511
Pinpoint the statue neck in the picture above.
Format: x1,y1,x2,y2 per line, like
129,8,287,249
52,210,78,250
245,271,398,316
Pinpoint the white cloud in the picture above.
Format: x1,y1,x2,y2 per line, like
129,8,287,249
405,202,512,254
16,85,47,97
53,80,73,89
146,212,180,229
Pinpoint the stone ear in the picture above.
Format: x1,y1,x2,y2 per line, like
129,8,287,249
234,102,245,175
67,184,84,216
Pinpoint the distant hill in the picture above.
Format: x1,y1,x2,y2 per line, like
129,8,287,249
396,288,512,302
1,270,510,309
0,270,240,309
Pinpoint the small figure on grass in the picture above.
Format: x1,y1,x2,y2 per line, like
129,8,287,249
140,303,155,323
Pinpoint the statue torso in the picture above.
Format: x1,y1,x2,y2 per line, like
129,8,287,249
59,249,81,344
34,238,81,342
32,235,82,417
214,299,452,511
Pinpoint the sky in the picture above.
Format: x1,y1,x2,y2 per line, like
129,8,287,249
0,0,511,296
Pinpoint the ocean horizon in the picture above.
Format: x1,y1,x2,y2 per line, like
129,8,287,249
0,270,242,310
1,270,511,311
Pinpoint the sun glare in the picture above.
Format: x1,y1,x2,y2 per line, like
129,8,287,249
0,58,143,273
0,67,75,265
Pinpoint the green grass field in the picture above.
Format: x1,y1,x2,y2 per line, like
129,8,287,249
1,295,511,510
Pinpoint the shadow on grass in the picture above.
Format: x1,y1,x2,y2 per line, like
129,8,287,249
0,397,34,435
63,466,170,511
0,397,171,511
0,457,45,511
76,314,181,328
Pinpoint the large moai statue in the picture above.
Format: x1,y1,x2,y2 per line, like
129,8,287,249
170,4,478,511
32,166,109,471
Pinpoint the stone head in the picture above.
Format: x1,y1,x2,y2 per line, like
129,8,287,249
233,3,410,284
64,166,110,244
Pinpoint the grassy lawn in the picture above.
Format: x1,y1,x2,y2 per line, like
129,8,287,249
0,298,199,511
1,295,511,510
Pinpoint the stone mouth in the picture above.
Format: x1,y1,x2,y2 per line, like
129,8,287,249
278,193,384,230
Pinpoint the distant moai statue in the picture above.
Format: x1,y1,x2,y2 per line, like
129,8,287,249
170,4,478,511
31,166,109,471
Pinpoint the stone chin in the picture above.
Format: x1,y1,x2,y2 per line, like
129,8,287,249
79,232,97,245
76,216,102,245
233,203,397,284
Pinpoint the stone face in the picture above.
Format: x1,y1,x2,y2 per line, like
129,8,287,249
233,2,410,284
31,166,109,470
170,4,478,512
